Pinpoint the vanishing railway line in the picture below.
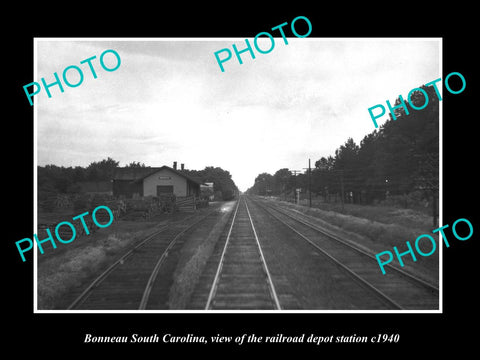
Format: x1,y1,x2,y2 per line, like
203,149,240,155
67,210,217,310
204,198,281,310
250,197,439,310
68,197,283,311
66,195,439,311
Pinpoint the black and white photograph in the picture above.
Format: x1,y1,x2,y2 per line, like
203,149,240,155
6,7,478,354
33,38,441,312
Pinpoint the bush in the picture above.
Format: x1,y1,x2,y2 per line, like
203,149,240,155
381,190,431,211
42,196,57,212
73,194,92,213
222,189,236,201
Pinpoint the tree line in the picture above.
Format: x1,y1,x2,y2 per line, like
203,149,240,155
247,85,439,209
183,166,238,200
38,158,238,199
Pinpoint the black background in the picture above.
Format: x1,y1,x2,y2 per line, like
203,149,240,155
5,5,477,356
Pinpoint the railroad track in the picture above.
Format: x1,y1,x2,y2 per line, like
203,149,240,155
251,197,439,310
67,211,216,310
204,197,281,310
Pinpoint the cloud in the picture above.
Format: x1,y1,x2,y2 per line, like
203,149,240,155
36,38,440,190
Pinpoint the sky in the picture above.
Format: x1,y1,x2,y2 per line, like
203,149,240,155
35,38,441,191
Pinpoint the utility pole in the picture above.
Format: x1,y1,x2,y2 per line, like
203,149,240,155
291,170,301,204
309,159,312,208
303,159,312,207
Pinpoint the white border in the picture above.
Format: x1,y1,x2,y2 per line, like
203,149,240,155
33,38,39,311
33,37,443,314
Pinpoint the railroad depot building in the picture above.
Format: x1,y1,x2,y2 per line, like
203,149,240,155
112,164,201,198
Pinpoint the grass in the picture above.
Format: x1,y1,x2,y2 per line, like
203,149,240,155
167,205,234,309
296,197,435,232
38,245,108,309
275,200,427,247
37,228,154,309
271,196,436,246
36,203,221,310
264,197,439,285
36,209,185,310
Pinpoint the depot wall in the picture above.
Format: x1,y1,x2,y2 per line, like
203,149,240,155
143,168,188,197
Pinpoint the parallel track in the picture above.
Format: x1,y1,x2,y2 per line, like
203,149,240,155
67,195,438,311
205,197,281,310
251,197,439,310
67,211,215,310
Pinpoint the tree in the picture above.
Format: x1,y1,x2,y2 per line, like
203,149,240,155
311,156,337,199
273,168,292,195
38,164,72,193
184,166,238,199
333,138,361,203
334,138,359,170
247,83,439,210
252,173,274,195
86,157,119,181
315,156,334,171
357,131,383,203
125,161,146,168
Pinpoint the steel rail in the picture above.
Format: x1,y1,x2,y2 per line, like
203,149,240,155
138,212,216,310
244,199,282,310
67,225,170,310
205,197,281,310
259,199,439,293
253,199,404,310
204,199,241,310
67,211,215,310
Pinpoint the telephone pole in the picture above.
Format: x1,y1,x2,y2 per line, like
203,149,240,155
309,159,312,207
291,170,301,204
303,159,312,207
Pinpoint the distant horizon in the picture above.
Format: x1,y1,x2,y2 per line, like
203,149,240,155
35,38,441,192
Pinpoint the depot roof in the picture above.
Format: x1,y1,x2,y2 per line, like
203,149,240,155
113,166,203,185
